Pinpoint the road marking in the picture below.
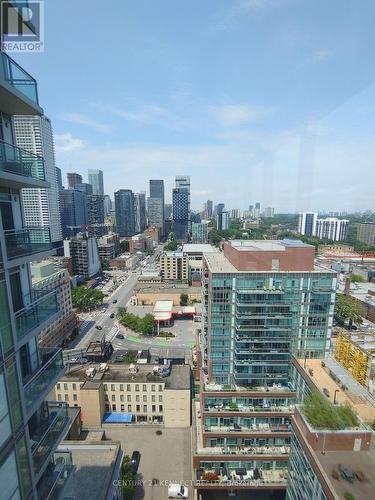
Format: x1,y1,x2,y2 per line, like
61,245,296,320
105,325,119,342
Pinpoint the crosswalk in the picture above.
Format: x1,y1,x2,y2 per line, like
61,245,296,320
105,325,119,342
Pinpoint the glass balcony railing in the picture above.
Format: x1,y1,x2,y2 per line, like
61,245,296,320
31,403,70,475
14,290,58,341
24,347,64,412
4,226,52,260
0,140,45,181
0,51,39,103
37,451,74,500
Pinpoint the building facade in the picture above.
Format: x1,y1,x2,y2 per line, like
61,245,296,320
59,189,88,238
315,217,349,241
13,115,62,246
172,188,189,240
63,234,101,277
160,251,189,281
88,168,104,195
298,212,318,237
134,192,146,234
114,189,135,237
357,222,375,247
66,172,82,188
0,51,72,498
192,221,209,243
32,261,78,348
148,180,165,237
193,239,336,496
87,194,105,236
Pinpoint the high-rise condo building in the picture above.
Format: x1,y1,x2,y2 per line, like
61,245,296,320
315,217,349,241
134,192,146,234
193,239,336,495
66,172,82,188
59,189,88,238
206,199,213,218
104,194,112,216
221,210,230,230
254,201,261,218
88,168,104,195
13,115,62,246
148,180,165,237
264,206,275,218
175,175,190,232
215,203,225,230
0,50,72,499
63,233,101,277
114,189,135,237
74,182,93,195
192,221,209,243
56,166,63,190
172,187,189,240
357,222,375,247
87,194,105,236
298,211,317,236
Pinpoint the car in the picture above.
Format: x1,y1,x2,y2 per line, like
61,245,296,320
113,299,117,304
110,313,115,319
130,451,141,475
168,484,189,498
101,307,107,313
116,333,124,339
95,325,102,330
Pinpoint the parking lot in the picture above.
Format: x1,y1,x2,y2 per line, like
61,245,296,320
103,426,192,500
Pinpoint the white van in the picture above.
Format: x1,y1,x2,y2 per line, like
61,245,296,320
168,484,189,498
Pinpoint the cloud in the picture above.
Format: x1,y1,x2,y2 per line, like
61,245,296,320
54,133,86,153
209,104,274,127
312,49,334,62
58,112,113,134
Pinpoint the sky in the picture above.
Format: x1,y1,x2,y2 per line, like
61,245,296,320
15,0,375,212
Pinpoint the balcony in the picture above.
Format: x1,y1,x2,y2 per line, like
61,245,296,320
0,140,47,188
197,445,290,456
0,51,42,114
37,451,74,500
4,226,52,261
14,289,58,342
195,467,288,488
24,347,64,413
30,403,70,476
204,423,291,434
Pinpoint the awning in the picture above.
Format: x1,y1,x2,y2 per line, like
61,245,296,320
103,412,133,423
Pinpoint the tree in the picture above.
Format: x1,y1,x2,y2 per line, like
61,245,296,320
119,240,129,253
335,294,366,328
349,274,365,283
164,239,179,251
120,455,136,500
72,286,105,311
180,293,189,306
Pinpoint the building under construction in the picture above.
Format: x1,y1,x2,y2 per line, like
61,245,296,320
334,329,375,393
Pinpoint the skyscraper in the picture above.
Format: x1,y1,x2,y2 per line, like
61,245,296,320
59,189,88,238
298,212,318,236
13,115,62,246
114,189,135,237
134,192,146,234
104,195,112,216
74,182,93,195
148,180,165,236
254,201,261,218
66,172,82,188
87,194,105,236
216,203,225,230
88,169,104,195
0,50,72,499
206,199,213,218
172,187,189,240
175,175,191,232
56,166,63,190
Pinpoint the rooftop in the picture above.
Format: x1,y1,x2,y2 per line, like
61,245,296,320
294,358,375,423
58,441,122,500
228,239,313,251
163,251,184,258
63,362,191,390
182,243,219,254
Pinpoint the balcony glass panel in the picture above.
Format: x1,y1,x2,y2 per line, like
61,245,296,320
0,51,38,103
37,451,74,500
4,226,51,260
30,403,70,475
24,348,64,411
0,140,45,180
14,290,58,341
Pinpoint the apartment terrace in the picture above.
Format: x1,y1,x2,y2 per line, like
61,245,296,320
204,380,296,395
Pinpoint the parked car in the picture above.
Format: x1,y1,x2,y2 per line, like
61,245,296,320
116,333,124,339
95,325,102,330
113,299,117,304
130,451,141,475
110,313,115,319
168,484,189,498
101,307,107,313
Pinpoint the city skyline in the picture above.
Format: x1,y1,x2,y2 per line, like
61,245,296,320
15,0,375,212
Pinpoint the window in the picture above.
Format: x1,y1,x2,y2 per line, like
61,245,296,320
143,405,147,412
64,383,68,390
128,404,132,412
121,404,125,411
136,405,140,412
151,384,156,392
105,404,110,412
72,383,76,390
112,404,116,411
152,405,156,412
64,394,68,401
120,384,124,391
143,384,147,391
135,384,139,391
143,395,147,402
159,405,163,412
57,394,61,401
136,395,140,402
152,395,156,402
159,395,163,402
111,395,115,402
159,385,163,391
105,395,108,401
57,383,60,390
127,384,131,391
120,395,124,402
111,384,115,391
104,384,108,390
127,395,131,402
73,394,77,401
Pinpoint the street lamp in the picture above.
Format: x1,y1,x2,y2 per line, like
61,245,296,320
334,389,340,404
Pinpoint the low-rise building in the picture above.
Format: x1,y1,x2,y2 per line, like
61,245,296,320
51,362,191,428
31,260,78,347
63,233,101,277
109,253,141,270
97,233,120,263
134,284,201,305
138,270,163,284
160,251,189,281
127,233,146,253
